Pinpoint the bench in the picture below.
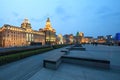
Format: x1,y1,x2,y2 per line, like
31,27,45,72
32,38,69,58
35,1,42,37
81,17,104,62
43,52,65,70
70,47,86,51
66,47,86,51
73,44,82,47
62,55,110,69
61,49,70,54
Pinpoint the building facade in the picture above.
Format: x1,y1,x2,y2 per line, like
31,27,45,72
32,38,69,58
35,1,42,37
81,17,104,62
97,36,106,44
63,34,74,44
0,18,45,48
56,34,64,44
115,33,120,46
76,32,84,44
41,18,56,45
82,37,93,44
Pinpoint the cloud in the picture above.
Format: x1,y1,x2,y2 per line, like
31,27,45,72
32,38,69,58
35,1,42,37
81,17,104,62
55,6,66,15
106,12,120,17
96,6,112,15
12,12,19,17
31,18,41,22
0,18,5,26
55,6,75,22
61,15,74,21
17,18,23,23
30,14,53,23
99,12,120,19
96,6,120,19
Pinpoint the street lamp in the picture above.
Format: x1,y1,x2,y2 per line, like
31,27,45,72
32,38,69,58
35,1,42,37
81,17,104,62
44,30,46,45
49,30,51,45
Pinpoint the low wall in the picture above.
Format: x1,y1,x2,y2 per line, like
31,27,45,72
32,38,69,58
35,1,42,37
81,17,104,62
62,55,110,69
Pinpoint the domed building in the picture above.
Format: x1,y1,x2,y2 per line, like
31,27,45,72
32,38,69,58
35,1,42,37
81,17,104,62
57,34,63,44
76,32,84,44
0,18,45,47
42,18,56,45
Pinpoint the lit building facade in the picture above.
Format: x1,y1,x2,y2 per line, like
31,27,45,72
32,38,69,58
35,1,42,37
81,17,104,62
106,35,114,45
63,34,74,44
97,36,106,44
0,18,45,48
56,34,64,44
63,34,70,44
76,32,84,44
82,37,93,44
42,18,56,45
115,33,120,46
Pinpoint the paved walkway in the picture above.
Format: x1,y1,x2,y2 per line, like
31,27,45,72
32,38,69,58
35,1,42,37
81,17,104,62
0,47,67,80
0,45,120,80
28,45,120,80
69,45,120,69
29,63,120,80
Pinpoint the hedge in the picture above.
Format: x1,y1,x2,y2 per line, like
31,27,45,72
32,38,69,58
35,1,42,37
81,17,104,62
0,48,53,65
0,44,69,66
0,46,50,56
52,44,70,49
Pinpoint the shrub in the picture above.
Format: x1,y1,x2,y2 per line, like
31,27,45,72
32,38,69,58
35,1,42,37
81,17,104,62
0,44,69,66
0,48,53,65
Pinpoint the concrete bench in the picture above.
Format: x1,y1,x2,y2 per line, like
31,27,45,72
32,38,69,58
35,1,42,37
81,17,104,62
70,47,86,51
73,44,82,47
43,52,65,70
61,49,70,54
62,55,110,69
66,47,86,51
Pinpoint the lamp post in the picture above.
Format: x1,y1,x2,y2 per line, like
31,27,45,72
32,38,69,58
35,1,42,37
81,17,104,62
44,30,46,45
49,30,51,45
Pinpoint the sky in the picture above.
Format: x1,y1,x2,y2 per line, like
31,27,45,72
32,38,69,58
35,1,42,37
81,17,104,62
0,0,120,37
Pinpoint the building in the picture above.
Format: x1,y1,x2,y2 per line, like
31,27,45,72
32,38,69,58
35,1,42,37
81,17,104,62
63,34,74,44
42,18,56,45
63,34,70,44
0,18,45,48
82,36,93,44
106,35,114,45
69,34,74,44
56,34,64,44
115,33,120,46
97,36,106,44
76,32,84,44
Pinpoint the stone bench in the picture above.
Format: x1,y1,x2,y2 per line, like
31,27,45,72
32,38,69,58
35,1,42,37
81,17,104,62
70,47,86,51
62,55,110,69
73,44,82,47
61,49,70,54
43,52,65,70
66,47,86,51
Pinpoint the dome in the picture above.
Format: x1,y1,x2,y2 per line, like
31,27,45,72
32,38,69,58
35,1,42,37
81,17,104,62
22,18,30,24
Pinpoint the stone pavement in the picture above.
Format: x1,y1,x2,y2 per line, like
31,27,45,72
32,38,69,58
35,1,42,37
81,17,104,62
28,45,120,80
0,45,120,80
0,47,68,80
28,63,120,80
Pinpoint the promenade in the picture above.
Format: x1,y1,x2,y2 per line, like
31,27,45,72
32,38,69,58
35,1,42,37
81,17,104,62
0,45,120,80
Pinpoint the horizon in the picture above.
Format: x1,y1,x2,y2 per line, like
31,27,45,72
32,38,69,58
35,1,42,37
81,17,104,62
0,0,120,37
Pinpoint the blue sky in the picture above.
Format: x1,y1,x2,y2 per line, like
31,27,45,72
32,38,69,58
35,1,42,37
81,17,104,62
0,0,120,37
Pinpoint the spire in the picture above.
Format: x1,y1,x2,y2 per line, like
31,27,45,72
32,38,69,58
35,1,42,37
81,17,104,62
47,17,50,22
76,32,79,36
43,18,56,32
